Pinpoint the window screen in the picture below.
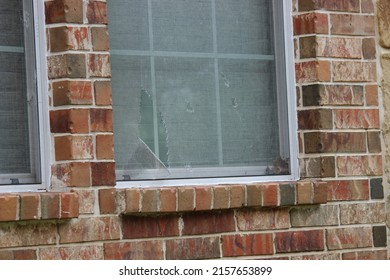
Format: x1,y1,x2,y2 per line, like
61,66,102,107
0,0,40,185
108,0,291,181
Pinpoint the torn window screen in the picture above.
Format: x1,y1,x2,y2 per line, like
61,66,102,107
108,0,291,180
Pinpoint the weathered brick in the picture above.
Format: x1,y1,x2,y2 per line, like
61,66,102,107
361,0,375,13
0,195,18,222
87,0,107,24
229,185,246,208
327,180,369,201
246,184,262,206
59,217,120,243
222,233,273,257
0,249,37,260
91,26,109,51
104,241,164,260
304,132,366,153
298,109,333,130
295,60,331,83
373,226,387,247
20,194,39,220
293,13,328,35
60,192,79,219
48,54,86,79
90,109,113,132
326,227,372,250
334,109,380,129
291,253,341,260
300,157,335,178
337,155,382,176
52,80,93,106
54,136,93,160
275,230,324,253
45,0,83,24
340,203,385,225
280,184,295,206
50,109,89,133
236,208,290,231
370,178,384,199
99,189,116,214
331,14,375,35
298,0,360,12
182,211,235,235
39,245,104,260
88,54,111,77
291,205,339,227
91,162,116,186
367,131,381,153
342,250,387,260
159,188,176,212
378,0,390,48
122,215,179,239
115,189,126,214
125,188,140,213
49,26,89,52
75,189,95,214
213,186,229,209
333,61,376,82
94,80,112,106
302,84,364,107
0,223,57,248
52,162,91,187
141,189,159,213
166,237,220,260
96,134,114,159
41,193,60,219
178,187,194,212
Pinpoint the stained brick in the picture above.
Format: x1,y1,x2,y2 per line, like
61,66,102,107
87,0,108,24
337,155,382,176
293,13,328,35
326,227,372,250
166,237,220,260
275,230,324,253
49,26,89,52
54,136,93,161
334,109,380,129
182,211,235,235
280,184,295,206
291,205,339,227
122,215,179,239
304,132,366,154
222,234,273,257
48,54,86,79
50,109,89,133
75,189,95,214
246,184,262,206
90,108,113,132
104,241,164,260
39,245,104,260
298,0,360,12
58,217,120,243
88,54,111,78
327,180,369,201
45,0,83,24
300,157,335,178
52,80,93,106
333,61,376,82
331,14,375,35
298,109,333,130
236,208,290,231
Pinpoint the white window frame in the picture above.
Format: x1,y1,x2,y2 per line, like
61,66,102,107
114,0,298,188
0,0,50,192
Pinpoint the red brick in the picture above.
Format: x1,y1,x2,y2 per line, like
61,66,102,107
75,189,95,214
88,54,111,77
295,61,331,83
333,61,376,82
182,211,235,235
52,162,91,187
122,215,179,239
362,38,376,60
87,0,107,24
52,80,93,106
223,233,273,257
337,155,382,176
141,189,159,212
91,26,110,51
367,131,381,153
58,217,120,243
313,182,328,204
96,134,114,159
91,162,116,186
236,208,290,231
246,184,262,206
335,109,380,129
39,245,104,260
0,249,37,260
50,109,89,133
60,192,79,219
361,0,375,13
275,230,324,253
40,193,60,219
94,81,112,106
99,189,116,214
298,0,360,12
302,85,364,107
292,253,341,260
48,54,86,79
195,186,212,211
54,136,93,160
125,188,140,213
342,250,387,260
166,237,220,260
327,180,369,201
327,227,372,250
298,109,333,130
45,0,83,24
0,195,18,222
20,194,40,220
366,84,379,106
293,13,328,35
331,14,375,35
213,186,229,209
104,241,164,260
300,156,336,178
160,188,176,212
229,185,246,208
297,182,313,204
90,108,113,132
178,187,194,212
49,26,89,52
304,132,366,153
262,184,278,206
340,203,386,224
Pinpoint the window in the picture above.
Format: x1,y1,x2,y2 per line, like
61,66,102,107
0,0,46,188
108,0,297,185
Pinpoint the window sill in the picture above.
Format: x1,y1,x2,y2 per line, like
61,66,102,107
0,192,79,222
107,180,328,215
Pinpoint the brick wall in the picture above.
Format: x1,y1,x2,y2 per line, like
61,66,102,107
0,0,387,260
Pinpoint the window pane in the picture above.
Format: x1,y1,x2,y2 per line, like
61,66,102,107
108,0,291,180
0,0,40,184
